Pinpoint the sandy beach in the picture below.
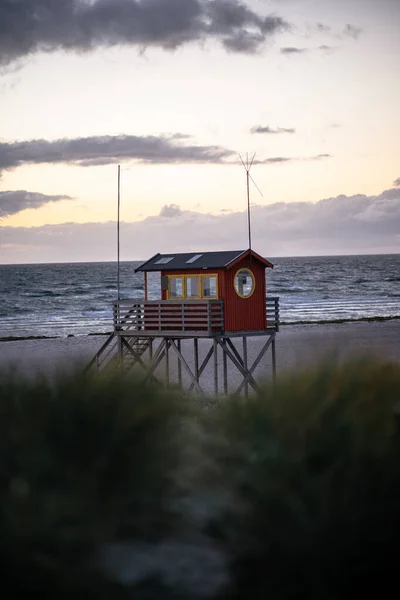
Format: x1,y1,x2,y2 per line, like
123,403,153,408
1,320,399,390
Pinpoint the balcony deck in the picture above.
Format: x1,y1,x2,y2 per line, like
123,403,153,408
113,297,279,338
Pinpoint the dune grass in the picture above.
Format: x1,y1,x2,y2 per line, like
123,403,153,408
1,358,400,598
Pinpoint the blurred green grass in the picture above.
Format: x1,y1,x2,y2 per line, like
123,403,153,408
1,358,400,599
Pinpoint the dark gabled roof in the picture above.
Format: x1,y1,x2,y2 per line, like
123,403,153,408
135,249,274,272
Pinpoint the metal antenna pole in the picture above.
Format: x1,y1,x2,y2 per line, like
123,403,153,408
246,163,252,252
239,153,258,254
117,164,121,302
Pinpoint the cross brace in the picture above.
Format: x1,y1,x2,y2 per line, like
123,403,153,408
115,333,276,396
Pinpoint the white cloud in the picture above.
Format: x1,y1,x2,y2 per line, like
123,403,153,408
1,187,399,263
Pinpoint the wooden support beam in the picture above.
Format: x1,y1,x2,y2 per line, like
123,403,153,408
143,339,167,383
188,344,214,392
120,337,163,385
194,338,199,385
243,336,248,398
225,338,247,368
272,335,276,384
223,338,228,395
177,338,182,388
121,337,148,375
88,327,278,396
213,338,218,396
117,335,123,370
222,338,258,390
165,338,170,387
235,333,275,395
169,339,204,395
84,333,116,373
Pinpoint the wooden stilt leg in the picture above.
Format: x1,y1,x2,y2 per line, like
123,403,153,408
117,335,123,370
223,338,228,396
243,336,248,398
168,340,204,395
213,338,218,396
194,338,199,385
272,335,276,385
165,338,170,387
177,339,182,388
188,344,214,393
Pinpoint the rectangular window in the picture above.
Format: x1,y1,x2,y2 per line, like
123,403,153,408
186,254,203,264
186,276,200,298
155,256,174,265
202,276,217,298
167,274,218,299
169,277,183,298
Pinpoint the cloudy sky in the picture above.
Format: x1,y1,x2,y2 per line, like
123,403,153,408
0,0,399,263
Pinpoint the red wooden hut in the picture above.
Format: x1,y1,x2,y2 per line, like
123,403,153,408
133,249,274,334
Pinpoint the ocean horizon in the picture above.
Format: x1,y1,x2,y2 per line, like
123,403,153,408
2,251,399,267
1,254,399,339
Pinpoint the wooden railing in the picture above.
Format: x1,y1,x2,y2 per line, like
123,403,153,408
1,297,280,339
113,297,279,335
113,300,224,335
266,296,280,331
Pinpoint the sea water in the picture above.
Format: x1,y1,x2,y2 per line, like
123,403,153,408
0,255,399,339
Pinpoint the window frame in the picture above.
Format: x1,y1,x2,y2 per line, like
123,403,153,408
167,275,184,299
185,275,201,299
201,274,218,299
234,268,255,299
166,274,219,300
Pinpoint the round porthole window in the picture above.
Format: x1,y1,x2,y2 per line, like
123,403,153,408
234,268,255,298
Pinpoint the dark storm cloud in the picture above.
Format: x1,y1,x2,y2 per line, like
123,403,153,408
0,0,290,67
0,134,235,174
280,46,306,54
0,190,71,217
343,24,362,39
394,177,400,187
251,125,295,135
